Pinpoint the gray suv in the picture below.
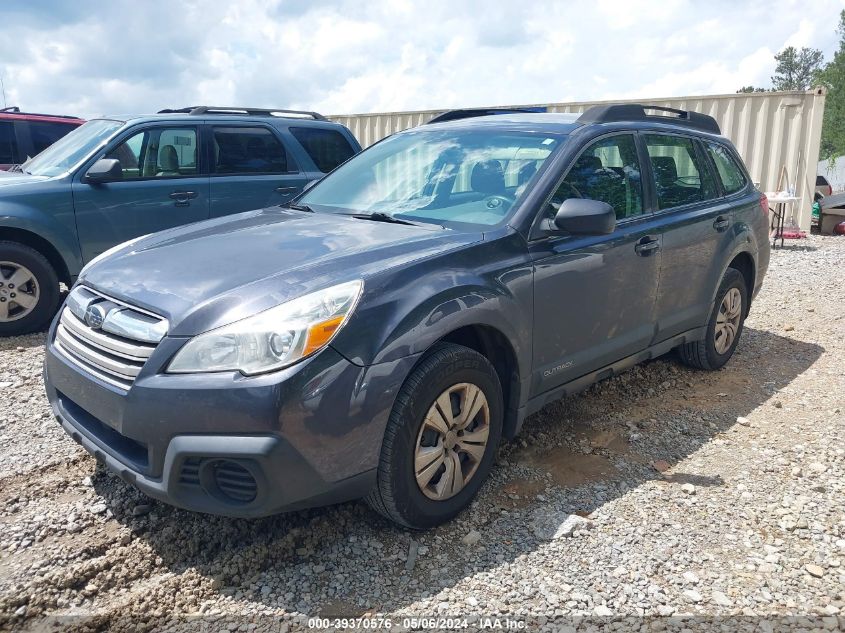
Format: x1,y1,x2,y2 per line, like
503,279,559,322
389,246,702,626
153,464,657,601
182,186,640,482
43,104,770,528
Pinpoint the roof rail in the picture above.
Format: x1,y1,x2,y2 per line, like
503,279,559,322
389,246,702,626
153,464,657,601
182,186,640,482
156,106,327,121
577,104,720,135
0,105,82,120
426,107,548,124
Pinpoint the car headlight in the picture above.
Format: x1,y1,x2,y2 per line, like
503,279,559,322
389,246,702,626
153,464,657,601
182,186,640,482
167,280,363,375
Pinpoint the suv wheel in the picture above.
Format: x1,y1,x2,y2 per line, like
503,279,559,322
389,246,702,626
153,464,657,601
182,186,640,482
678,267,747,370
366,343,503,529
0,241,60,337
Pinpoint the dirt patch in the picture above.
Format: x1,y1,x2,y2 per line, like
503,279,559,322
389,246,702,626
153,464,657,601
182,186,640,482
516,445,619,488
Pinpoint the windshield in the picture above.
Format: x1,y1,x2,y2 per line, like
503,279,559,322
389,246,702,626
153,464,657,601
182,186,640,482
23,119,124,177
298,128,563,228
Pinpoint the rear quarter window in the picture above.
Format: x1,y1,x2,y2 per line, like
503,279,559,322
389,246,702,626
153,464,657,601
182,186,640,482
706,142,747,195
28,121,80,155
0,121,18,164
290,127,356,173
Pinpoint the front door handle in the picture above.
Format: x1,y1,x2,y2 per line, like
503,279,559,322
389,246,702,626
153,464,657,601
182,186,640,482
169,191,198,200
634,236,660,256
713,216,730,232
275,186,299,195
169,191,198,207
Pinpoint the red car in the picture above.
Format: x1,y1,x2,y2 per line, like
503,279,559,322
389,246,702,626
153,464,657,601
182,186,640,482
0,106,84,170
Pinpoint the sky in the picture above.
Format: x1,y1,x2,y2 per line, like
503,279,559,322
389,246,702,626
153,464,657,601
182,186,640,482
1,0,844,119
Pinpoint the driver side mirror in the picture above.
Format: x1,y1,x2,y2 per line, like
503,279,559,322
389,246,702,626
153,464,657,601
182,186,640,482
553,198,616,235
85,158,123,184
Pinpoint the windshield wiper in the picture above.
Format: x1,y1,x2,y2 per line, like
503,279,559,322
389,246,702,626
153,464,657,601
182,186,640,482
350,212,419,226
286,203,314,212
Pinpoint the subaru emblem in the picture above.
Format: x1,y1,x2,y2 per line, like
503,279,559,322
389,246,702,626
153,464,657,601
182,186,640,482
84,303,108,330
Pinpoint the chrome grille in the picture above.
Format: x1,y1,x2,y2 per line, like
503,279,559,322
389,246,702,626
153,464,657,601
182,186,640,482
53,287,167,389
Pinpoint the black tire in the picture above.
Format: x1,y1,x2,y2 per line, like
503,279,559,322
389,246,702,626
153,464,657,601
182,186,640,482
366,343,503,529
678,267,747,371
0,241,61,337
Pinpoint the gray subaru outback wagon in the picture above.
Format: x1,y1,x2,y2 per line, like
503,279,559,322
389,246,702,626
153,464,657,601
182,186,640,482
43,104,770,528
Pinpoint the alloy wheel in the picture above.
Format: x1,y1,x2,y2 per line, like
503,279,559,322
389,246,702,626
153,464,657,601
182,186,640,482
714,287,742,354
0,262,40,323
414,382,490,501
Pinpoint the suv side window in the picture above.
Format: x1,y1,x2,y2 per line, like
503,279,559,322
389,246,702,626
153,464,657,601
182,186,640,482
550,134,644,220
0,121,18,164
212,126,295,175
106,127,198,179
705,142,747,195
644,134,716,210
289,127,355,173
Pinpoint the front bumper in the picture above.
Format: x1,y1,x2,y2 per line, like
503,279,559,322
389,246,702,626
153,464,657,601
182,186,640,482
44,318,418,518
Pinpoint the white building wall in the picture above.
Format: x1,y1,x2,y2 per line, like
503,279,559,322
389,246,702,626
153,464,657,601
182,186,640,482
330,89,827,230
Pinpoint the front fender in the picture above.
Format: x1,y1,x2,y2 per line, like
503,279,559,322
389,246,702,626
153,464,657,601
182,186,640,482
331,230,534,386
0,187,82,277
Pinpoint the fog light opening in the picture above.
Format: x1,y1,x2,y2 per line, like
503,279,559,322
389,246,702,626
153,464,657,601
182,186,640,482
201,459,258,504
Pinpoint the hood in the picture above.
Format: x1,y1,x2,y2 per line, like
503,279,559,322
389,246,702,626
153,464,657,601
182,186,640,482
81,207,481,336
0,172,50,188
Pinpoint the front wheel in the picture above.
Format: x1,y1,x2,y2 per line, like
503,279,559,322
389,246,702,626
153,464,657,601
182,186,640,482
678,267,747,370
366,343,503,529
0,241,61,337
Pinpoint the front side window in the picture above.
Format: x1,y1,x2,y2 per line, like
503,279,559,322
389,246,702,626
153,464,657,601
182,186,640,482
290,127,355,173
0,121,18,164
28,121,79,155
298,129,562,228
22,119,123,177
706,142,747,195
549,134,644,221
105,127,198,179
644,134,716,210
212,127,293,175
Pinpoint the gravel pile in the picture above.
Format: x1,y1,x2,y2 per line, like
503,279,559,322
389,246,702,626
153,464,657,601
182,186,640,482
1,236,843,632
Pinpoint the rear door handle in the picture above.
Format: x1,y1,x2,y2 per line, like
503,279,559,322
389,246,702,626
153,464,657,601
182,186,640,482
634,236,660,256
275,186,299,194
713,216,730,232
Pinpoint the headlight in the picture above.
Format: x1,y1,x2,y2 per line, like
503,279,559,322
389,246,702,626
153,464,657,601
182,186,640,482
167,280,363,375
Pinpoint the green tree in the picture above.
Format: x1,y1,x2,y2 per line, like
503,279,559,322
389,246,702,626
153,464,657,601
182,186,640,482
737,86,767,93
771,46,825,90
816,11,845,159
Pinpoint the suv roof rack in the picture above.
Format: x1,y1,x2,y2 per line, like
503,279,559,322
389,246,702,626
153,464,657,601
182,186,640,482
0,106,82,119
426,107,548,124
578,103,720,135
157,106,327,121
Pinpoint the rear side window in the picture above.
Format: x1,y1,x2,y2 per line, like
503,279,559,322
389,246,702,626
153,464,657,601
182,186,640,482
706,142,747,195
28,121,79,155
816,175,830,187
0,121,18,164
212,126,294,175
290,127,355,173
644,134,717,210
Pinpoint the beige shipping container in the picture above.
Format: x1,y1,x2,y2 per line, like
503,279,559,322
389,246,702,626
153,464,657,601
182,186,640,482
330,89,827,231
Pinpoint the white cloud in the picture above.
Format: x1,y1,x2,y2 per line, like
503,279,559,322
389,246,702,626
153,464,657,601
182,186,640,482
0,0,842,120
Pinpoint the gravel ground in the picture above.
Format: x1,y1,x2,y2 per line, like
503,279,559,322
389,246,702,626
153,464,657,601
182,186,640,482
1,236,843,632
